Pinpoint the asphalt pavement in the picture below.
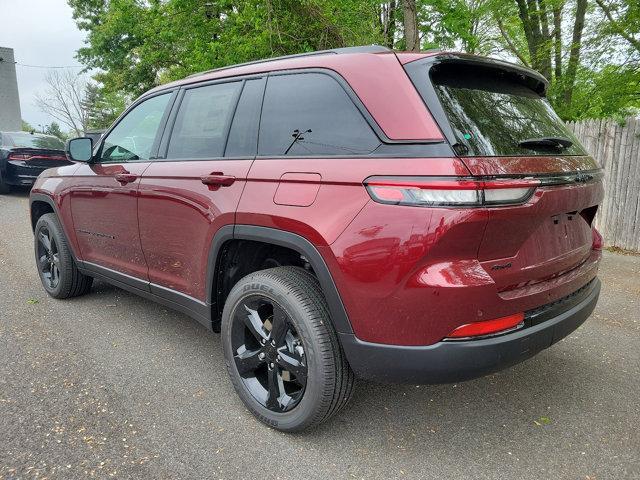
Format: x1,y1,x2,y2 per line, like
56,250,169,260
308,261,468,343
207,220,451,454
1,188,638,479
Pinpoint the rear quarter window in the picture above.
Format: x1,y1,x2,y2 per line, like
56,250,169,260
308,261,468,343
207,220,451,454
258,72,380,156
428,63,585,157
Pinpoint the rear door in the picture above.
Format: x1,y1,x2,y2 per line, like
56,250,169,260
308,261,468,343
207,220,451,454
137,77,265,302
236,71,382,242
69,92,174,281
405,59,603,290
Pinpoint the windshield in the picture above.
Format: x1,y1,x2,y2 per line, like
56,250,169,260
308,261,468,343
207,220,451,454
430,65,586,156
4,133,65,150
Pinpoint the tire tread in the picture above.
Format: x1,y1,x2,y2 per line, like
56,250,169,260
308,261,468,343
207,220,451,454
35,213,93,299
223,266,354,431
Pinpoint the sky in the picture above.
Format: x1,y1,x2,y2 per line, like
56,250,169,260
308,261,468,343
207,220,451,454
0,0,86,129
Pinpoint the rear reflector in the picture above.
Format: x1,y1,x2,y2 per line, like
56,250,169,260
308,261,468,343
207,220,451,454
445,312,525,340
365,177,539,207
592,227,603,250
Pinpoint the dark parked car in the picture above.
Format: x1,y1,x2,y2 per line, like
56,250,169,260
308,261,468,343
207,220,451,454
0,131,71,193
83,130,105,145
29,45,603,431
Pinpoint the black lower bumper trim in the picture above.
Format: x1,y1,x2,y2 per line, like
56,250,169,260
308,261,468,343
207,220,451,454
340,278,601,384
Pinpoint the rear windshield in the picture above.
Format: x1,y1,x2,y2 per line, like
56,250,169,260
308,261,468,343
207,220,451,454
3,132,64,150
430,64,585,156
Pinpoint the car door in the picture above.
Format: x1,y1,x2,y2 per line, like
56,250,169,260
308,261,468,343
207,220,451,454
70,91,175,282
137,76,265,303
236,71,382,243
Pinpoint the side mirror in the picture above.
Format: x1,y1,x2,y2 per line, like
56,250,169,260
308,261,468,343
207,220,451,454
66,137,93,162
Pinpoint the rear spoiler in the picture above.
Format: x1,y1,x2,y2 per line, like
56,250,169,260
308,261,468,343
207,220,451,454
404,53,548,95
403,54,549,153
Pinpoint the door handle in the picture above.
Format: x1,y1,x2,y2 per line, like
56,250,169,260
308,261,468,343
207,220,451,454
115,173,138,185
201,173,236,188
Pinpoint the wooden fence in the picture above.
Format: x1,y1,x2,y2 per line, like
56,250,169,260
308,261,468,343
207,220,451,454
567,117,640,252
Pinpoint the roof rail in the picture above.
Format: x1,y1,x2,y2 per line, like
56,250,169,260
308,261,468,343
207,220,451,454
185,44,392,79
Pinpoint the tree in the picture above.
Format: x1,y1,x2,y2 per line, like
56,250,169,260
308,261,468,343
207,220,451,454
82,83,127,130
595,0,640,54
35,69,89,136
377,1,398,48
69,0,384,97
402,0,420,51
21,120,35,133
68,0,639,121
44,122,67,142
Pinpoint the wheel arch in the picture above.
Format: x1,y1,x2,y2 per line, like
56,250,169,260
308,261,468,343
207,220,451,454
207,225,353,335
30,196,55,231
30,193,81,264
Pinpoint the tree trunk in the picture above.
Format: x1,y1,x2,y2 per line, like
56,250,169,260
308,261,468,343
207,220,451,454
380,1,397,49
517,0,555,79
564,0,587,105
515,0,537,60
537,0,552,80
402,0,419,51
553,4,562,80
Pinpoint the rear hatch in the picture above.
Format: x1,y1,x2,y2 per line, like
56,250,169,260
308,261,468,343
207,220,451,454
404,55,603,292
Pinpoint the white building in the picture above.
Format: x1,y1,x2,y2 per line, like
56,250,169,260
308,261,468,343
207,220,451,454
0,47,22,131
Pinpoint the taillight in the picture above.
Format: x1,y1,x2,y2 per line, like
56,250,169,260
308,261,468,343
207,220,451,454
445,312,525,340
364,177,539,207
592,227,603,250
8,153,32,161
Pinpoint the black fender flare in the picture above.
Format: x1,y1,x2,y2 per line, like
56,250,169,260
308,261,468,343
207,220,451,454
30,193,57,229
206,225,353,334
30,193,82,264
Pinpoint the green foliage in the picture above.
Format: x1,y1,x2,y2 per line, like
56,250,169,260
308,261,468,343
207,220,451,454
557,65,640,120
416,0,495,54
83,83,128,130
70,0,383,97
21,120,35,132
68,0,640,121
44,122,67,141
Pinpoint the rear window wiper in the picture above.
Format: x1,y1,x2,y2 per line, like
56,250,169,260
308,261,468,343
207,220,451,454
518,136,573,151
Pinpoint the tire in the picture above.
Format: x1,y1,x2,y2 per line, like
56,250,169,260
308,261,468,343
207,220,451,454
34,213,93,299
221,266,355,432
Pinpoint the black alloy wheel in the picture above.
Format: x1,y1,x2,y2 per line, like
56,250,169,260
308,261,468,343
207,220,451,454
36,225,61,290
34,213,93,299
221,266,355,432
231,295,307,412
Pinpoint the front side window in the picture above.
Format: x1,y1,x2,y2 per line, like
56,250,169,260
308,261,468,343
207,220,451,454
100,93,171,163
258,73,380,156
167,82,241,159
429,64,585,156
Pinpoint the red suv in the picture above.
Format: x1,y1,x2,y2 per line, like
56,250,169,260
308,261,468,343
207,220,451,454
30,45,603,431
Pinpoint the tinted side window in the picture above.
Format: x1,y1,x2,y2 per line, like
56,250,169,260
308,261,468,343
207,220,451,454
225,78,265,157
258,73,380,156
100,93,171,163
167,82,241,159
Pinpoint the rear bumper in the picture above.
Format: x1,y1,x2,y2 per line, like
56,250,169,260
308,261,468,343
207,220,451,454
3,161,43,186
340,277,600,384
